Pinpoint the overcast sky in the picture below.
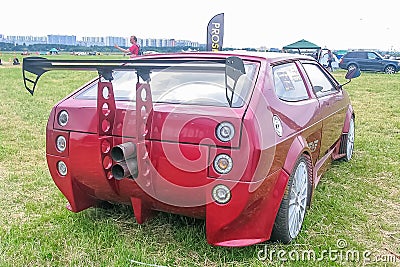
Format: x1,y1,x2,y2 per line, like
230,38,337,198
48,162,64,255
2,0,399,51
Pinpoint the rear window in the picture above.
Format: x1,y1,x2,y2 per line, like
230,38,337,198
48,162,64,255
76,61,258,108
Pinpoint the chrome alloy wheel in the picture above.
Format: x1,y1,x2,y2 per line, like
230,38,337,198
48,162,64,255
288,161,308,239
346,117,355,161
385,65,396,74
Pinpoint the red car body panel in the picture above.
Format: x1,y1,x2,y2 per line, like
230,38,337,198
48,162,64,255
24,52,354,247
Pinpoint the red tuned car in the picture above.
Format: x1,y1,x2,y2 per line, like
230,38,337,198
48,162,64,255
22,52,360,247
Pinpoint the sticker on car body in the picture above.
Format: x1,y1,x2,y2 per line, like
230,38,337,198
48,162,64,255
272,115,283,137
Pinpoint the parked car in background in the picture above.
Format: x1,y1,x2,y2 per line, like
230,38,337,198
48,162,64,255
339,50,400,74
22,52,360,247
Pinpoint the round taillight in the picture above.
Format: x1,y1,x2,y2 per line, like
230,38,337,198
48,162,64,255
212,184,231,204
58,110,69,127
216,122,235,142
56,135,67,152
213,154,233,174
57,161,68,176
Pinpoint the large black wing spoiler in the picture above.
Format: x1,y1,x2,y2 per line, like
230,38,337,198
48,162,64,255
22,57,246,101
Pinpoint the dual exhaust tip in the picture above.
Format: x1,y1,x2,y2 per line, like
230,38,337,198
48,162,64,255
110,142,138,180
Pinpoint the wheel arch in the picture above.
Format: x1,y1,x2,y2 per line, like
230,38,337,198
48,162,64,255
336,105,355,160
283,136,312,175
282,136,314,206
342,105,355,133
384,64,397,73
347,62,359,69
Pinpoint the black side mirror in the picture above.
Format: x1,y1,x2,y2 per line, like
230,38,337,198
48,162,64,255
345,67,361,79
340,67,361,88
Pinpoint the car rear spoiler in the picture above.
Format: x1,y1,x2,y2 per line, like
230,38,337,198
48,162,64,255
22,56,245,100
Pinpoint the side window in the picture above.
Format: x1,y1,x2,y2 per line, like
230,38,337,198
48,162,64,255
302,63,338,98
367,52,378,60
360,52,368,59
351,52,366,59
347,52,356,58
273,63,309,102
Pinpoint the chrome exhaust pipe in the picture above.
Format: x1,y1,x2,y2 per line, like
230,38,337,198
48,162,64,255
111,142,137,162
111,142,138,180
112,158,138,180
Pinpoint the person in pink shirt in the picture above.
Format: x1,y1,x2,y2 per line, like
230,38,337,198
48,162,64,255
114,35,140,58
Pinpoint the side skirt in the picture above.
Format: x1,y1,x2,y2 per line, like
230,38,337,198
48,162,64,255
313,145,337,187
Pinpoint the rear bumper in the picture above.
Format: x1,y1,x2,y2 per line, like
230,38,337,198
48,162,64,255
47,132,289,247
206,169,289,247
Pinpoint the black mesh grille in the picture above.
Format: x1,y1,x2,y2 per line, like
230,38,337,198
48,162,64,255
339,134,347,154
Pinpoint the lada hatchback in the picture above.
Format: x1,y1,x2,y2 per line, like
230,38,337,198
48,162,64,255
22,51,360,246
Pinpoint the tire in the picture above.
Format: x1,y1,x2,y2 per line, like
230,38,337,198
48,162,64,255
270,155,312,243
347,64,357,71
384,65,396,74
343,116,355,161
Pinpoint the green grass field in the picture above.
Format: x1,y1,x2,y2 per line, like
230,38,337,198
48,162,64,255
0,53,399,266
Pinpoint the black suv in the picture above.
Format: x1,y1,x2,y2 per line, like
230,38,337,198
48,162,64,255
339,51,400,74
